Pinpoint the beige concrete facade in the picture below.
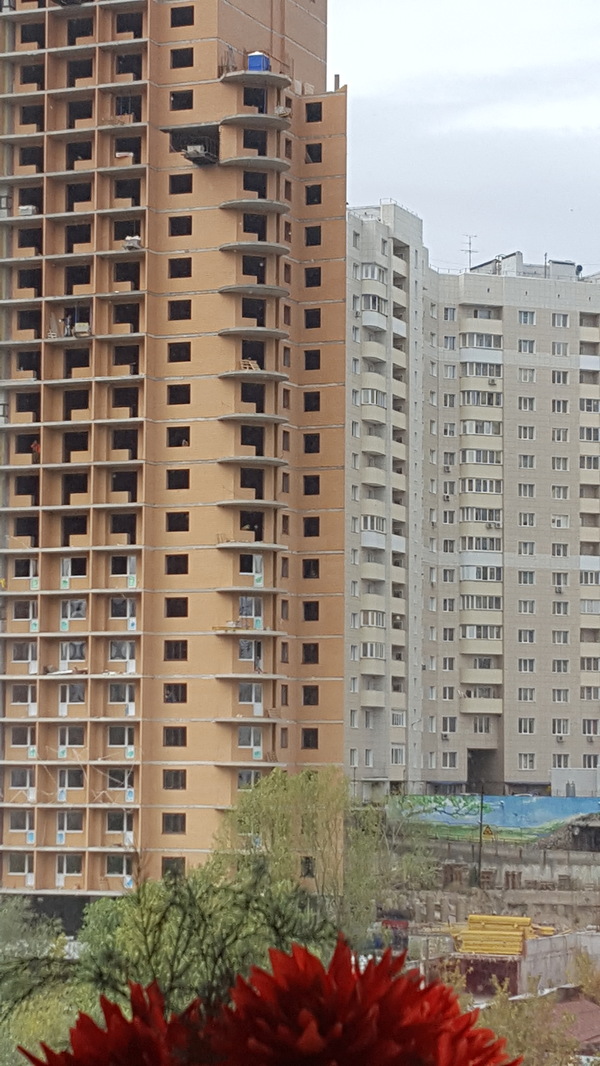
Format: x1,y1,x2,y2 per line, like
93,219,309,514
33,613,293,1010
0,0,347,901
348,211,600,798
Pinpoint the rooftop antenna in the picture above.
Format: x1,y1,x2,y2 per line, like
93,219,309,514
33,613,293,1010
462,234,478,271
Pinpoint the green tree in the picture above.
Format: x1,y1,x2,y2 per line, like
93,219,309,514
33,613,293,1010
78,864,335,1011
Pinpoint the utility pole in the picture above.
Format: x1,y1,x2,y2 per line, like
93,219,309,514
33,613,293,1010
477,783,484,888
463,234,478,271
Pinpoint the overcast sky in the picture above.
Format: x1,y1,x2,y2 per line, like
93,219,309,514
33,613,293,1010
327,0,600,273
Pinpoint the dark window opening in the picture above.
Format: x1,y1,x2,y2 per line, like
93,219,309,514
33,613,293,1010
170,4,194,25
64,348,89,378
115,136,141,163
301,727,319,748
17,350,40,377
113,345,139,374
305,267,321,287
170,90,193,111
169,174,193,195
18,310,41,338
113,219,141,242
17,268,42,297
242,129,267,156
242,255,266,285
115,11,143,37
303,475,320,495
63,431,88,462
240,425,264,456
167,384,191,404
304,349,321,370
20,22,45,47
166,512,189,532
61,514,87,547
171,47,193,68
66,140,92,170
303,559,320,579
305,226,321,247
65,225,91,257
167,469,189,490
305,101,322,123
15,433,38,456
21,105,44,132
168,258,192,279
305,143,322,163
115,53,142,80
15,475,39,505
165,554,188,574
241,381,265,412
164,640,188,661
15,516,39,547
67,17,93,46
164,683,187,703
304,392,320,412
67,58,93,87
63,389,89,420
162,857,186,876
303,517,320,537
20,64,44,90
243,213,267,241
19,146,43,172
65,264,91,295
115,95,142,121
241,340,265,368
110,512,137,544
66,184,91,213
67,99,93,128
17,228,42,254
112,386,138,417
167,427,190,447
62,472,88,504
15,391,40,420
165,597,188,618
114,178,141,205
113,303,140,333
168,341,191,362
168,300,191,321
240,467,264,499
111,470,137,501
304,433,320,454
163,725,187,745
111,428,137,459
243,86,266,113
243,171,268,199
240,510,264,542
302,643,319,664
114,261,140,290
242,297,266,327
169,216,192,237
304,308,321,329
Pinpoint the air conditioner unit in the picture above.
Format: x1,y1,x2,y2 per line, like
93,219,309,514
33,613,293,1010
28,660,37,675
184,144,207,159
274,105,292,117
441,733,449,740
72,322,90,337
443,494,450,502
125,703,136,716
127,617,136,631
555,586,563,594
125,745,135,759
488,378,497,386
123,875,134,889
493,522,501,529
60,577,70,590
126,660,136,674
58,703,68,717
29,619,38,633
60,619,69,632
587,735,595,744
58,745,67,759
125,787,135,803
25,873,34,888
122,235,141,249
18,204,37,216
30,577,39,591
26,787,36,803
443,466,451,473
123,830,134,847
27,745,36,759
26,830,35,845
556,735,564,743
486,523,493,529
59,661,69,672
28,703,37,717
57,787,67,802
55,873,65,889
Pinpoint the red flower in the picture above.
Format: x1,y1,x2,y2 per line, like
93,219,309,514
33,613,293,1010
210,937,520,1066
19,982,208,1066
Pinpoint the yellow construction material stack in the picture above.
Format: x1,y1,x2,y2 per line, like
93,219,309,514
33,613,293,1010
455,914,534,956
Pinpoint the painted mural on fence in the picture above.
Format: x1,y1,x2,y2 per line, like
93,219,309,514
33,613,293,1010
390,794,600,843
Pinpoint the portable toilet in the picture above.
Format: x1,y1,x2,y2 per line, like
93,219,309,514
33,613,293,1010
248,51,271,72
